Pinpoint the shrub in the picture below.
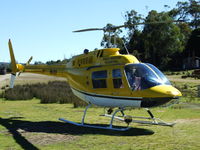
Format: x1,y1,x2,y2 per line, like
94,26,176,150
4,84,33,100
2,81,87,107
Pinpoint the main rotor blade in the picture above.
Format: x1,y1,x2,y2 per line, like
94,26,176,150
115,20,183,29
8,39,17,74
73,20,183,33
73,28,104,32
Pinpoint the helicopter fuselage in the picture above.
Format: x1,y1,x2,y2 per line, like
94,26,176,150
23,48,181,108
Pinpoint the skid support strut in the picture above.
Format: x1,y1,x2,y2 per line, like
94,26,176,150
109,108,125,129
81,104,92,125
59,104,130,131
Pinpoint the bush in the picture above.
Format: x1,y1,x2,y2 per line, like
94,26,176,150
2,81,87,107
4,85,33,100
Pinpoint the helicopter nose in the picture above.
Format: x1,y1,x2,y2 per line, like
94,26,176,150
166,89,182,97
150,85,182,97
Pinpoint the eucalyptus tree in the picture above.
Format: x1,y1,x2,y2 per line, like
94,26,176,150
100,23,124,49
141,10,184,69
170,0,200,29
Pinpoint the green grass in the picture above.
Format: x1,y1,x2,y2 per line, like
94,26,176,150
0,72,200,149
0,98,200,150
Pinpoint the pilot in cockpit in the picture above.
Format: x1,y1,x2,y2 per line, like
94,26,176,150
126,68,141,91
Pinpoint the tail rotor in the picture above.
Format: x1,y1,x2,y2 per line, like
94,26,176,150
8,39,17,88
8,39,32,88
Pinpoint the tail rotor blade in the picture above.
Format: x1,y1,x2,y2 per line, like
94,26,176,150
26,56,33,66
8,39,18,88
8,39,17,74
8,39,32,88
10,73,16,88
17,56,32,76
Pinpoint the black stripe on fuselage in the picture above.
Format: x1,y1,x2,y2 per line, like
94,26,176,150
71,87,142,101
71,88,179,108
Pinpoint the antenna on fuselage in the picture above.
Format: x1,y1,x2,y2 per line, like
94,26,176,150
122,40,129,55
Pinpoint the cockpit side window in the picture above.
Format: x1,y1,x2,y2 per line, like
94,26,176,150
125,67,142,90
112,69,123,88
92,70,107,88
125,63,171,90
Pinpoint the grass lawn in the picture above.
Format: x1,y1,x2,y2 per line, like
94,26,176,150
0,98,200,150
0,72,200,150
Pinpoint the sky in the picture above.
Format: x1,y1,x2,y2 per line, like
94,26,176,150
0,0,183,63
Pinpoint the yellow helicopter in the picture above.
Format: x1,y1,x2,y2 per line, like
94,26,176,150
8,22,182,131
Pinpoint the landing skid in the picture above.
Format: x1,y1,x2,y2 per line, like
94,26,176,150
59,118,130,131
59,104,175,131
104,108,175,127
104,114,175,127
59,104,130,131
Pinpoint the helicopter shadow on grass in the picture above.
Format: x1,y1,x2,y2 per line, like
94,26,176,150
0,117,154,150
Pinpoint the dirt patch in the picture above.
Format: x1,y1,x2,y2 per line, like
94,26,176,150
0,130,11,135
21,132,78,146
0,74,10,82
1,128,78,146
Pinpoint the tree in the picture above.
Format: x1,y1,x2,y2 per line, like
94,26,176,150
122,10,144,55
101,11,144,54
99,1,196,70
169,0,200,29
184,28,200,57
168,22,192,69
34,61,43,65
123,10,143,40
124,29,143,59
46,60,61,65
100,23,123,49
141,10,185,69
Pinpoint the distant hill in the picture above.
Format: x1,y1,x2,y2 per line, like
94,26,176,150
0,62,9,67
0,62,10,74
0,62,9,64
0,62,9,74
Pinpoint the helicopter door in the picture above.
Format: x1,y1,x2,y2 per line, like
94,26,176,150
112,69,123,88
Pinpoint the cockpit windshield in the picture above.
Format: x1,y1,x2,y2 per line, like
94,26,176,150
125,63,171,90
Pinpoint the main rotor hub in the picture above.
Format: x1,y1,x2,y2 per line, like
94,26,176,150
103,25,117,32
